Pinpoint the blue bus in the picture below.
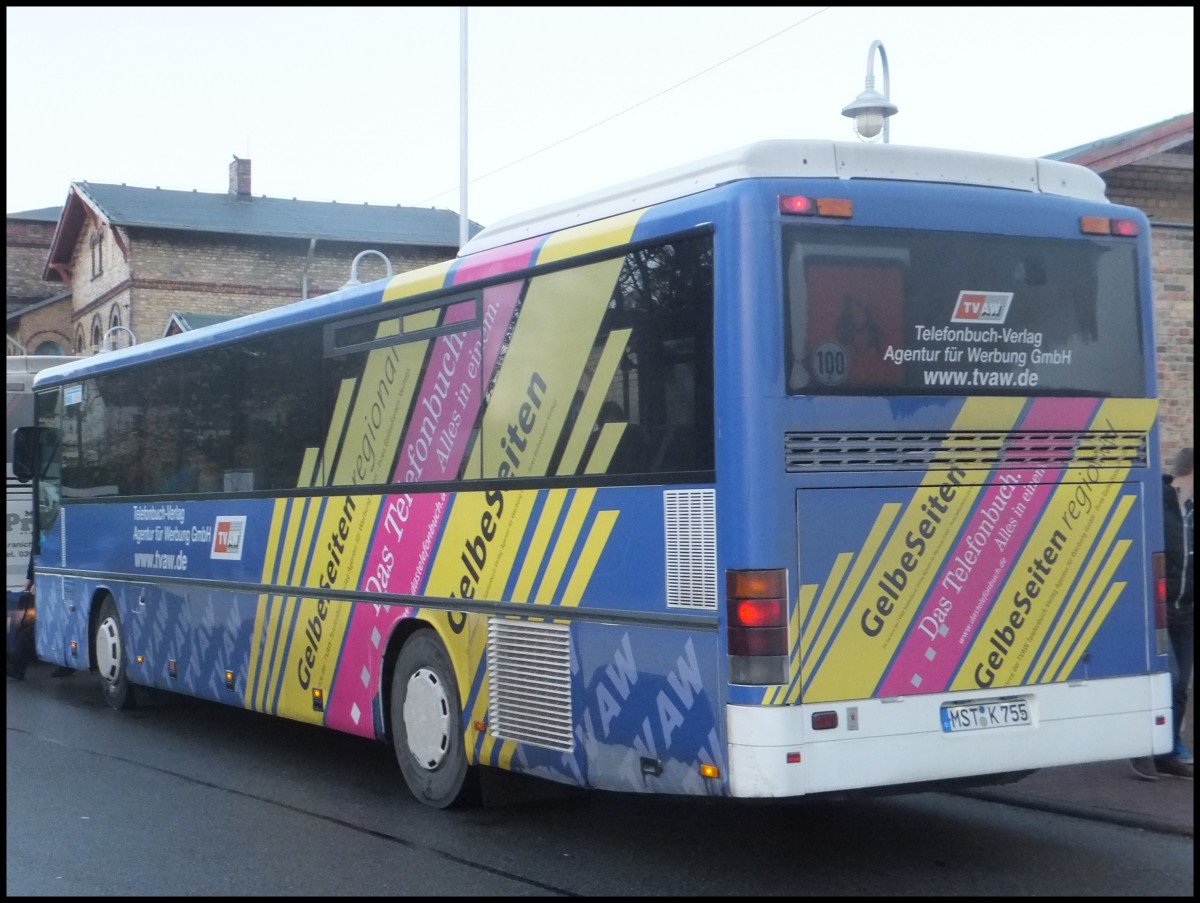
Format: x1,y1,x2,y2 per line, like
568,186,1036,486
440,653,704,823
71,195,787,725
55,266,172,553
15,139,1171,807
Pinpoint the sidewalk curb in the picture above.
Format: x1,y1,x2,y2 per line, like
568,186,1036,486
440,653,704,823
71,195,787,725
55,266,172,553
956,788,1194,838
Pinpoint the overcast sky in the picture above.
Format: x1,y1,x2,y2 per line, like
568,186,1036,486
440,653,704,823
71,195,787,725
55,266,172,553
6,6,1194,230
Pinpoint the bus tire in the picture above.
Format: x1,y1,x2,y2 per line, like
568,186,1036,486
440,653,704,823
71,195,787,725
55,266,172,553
95,596,135,710
390,630,479,809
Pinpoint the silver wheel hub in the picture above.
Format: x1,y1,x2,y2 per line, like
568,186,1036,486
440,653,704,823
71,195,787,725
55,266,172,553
403,667,452,770
97,616,122,684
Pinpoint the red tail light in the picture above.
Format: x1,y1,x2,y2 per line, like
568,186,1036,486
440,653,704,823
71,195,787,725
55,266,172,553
1152,551,1169,655
1152,551,1168,639
727,569,789,684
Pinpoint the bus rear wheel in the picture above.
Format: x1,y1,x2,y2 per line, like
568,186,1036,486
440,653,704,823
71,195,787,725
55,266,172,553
95,596,135,710
390,630,479,808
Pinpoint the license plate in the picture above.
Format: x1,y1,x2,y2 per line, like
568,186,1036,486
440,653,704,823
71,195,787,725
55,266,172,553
940,698,1030,733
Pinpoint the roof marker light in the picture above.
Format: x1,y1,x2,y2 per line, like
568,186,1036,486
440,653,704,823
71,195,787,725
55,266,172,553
816,197,853,217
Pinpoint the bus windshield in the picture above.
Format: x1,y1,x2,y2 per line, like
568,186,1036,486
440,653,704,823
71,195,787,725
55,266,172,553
784,225,1145,397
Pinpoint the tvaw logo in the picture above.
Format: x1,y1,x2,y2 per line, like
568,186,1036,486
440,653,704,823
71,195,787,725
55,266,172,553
951,291,1013,324
211,515,247,560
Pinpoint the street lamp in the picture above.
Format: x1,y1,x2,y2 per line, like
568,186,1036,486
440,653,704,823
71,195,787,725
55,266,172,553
99,325,137,353
841,39,898,144
340,249,394,291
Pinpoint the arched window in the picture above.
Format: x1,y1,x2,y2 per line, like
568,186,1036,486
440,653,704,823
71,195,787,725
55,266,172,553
75,328,86,354
34,340,65,355
109,306,123,331
91,315,103,351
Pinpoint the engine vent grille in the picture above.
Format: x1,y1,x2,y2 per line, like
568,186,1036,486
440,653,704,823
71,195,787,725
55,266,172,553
486,619,574,752
664,488,718,610
784,431,1148,472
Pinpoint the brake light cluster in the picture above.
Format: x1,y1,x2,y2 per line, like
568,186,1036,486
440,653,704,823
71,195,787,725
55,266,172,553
726,569,789,685
1080,215,1139,236
779,195,853,218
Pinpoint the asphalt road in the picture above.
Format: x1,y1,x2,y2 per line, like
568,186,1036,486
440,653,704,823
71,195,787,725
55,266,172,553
7,662,1194,897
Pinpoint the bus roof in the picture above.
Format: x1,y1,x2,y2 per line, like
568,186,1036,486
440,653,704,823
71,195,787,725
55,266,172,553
6,355,81,377
460,139,1109,255
30,140,1111,390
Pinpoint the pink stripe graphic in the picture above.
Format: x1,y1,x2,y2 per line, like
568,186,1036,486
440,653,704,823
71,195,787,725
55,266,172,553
323,491,448,735
451,237,540,285
326,280,525,735
876,398,1099,696
391,300,480,484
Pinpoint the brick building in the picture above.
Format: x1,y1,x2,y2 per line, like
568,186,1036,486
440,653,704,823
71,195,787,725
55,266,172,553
6,206,71,354
6,157,478,356
1050,112,1194,468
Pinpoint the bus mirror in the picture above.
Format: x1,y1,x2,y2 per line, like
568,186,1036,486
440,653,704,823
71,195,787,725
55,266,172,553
12,427,36,483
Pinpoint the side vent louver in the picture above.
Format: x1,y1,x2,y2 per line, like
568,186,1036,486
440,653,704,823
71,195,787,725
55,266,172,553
664,488,717,610
785,431,1148,472
486,619,573,752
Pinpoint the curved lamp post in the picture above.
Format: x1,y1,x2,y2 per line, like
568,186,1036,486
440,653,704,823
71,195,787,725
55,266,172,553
340,249,395,291
99,325,137,353
841,39,898,143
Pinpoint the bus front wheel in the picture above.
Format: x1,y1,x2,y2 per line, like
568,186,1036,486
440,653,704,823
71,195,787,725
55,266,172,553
95,596,135,710
390,630,479,809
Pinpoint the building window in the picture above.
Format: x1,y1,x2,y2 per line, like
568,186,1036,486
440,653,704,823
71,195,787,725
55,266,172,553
91,230,104,279
34,340,65,355
109,307,122,332
75,328,85,354
91,316,103,351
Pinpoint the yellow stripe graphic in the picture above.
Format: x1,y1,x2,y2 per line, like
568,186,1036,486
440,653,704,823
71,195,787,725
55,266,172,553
271,495,329,721
534,489,596,604
763,586,807,706
1057,580,1127,683
535,210,643,264
557,328,632,475
1030,494,1135,683
462,615,494,769
512,490,567,602
253,323,426,718
382,260,453,301
256,496,315,712
1050,540,1131,682
297,447,320,489
424,488,538,603
481,259,624,478
784,585,813,704
561,510,620,608
323,378,357,482
797,551,854,677
585,423,626,474
247,496,290,709
800,504,900,692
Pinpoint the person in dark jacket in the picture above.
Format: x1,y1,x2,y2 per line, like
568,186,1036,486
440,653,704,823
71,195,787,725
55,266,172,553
1161,448,1194,768
1132,447,1194,780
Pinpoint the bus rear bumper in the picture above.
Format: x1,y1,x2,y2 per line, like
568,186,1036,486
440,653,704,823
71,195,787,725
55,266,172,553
725,673,1172,798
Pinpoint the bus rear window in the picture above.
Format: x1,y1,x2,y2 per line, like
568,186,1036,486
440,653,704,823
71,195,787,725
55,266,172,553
783,225,1146,397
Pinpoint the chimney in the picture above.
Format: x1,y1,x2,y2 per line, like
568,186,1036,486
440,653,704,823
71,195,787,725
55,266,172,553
229,156,251,198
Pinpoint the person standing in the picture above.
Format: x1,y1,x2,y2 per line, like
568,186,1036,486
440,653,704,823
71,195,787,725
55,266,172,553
1131,446,1194,780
